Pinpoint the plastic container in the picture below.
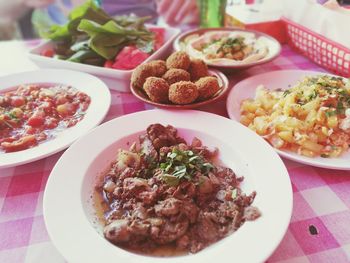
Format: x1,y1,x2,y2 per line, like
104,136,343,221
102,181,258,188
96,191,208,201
283,17,350,77
28,26,180,92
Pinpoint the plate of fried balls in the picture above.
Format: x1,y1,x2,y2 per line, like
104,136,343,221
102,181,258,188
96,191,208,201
130,51,229,109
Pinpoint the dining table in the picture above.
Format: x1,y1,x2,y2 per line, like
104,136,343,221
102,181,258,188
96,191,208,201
0,39,350,263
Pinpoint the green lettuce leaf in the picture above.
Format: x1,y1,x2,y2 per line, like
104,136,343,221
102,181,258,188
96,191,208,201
38,0,110,41
78,19,153,59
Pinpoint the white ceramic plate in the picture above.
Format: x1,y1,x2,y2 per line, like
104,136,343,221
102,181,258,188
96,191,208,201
0,69,111,168
226,69,350,170
28,26,180,92
44,109,292,263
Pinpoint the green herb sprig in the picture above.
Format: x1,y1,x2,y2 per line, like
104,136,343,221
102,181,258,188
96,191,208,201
159,148,214,186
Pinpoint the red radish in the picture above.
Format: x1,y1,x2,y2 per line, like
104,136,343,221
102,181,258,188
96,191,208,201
41,48,55,57
103,28,165,70
104,60,114,68
112,46,150,70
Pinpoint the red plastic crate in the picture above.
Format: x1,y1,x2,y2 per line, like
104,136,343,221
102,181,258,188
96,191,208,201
283,17,350,77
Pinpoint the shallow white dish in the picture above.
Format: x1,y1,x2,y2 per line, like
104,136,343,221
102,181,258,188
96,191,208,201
226,69,350,170
0,69,111,168
28,26,180,93
44,109,292,263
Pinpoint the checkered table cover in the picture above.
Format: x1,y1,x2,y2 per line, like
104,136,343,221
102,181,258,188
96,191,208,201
1,44,350,263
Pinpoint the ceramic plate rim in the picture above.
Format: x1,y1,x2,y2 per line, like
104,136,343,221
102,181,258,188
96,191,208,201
0,69,111,168
226,69,350,170
43,109,292,263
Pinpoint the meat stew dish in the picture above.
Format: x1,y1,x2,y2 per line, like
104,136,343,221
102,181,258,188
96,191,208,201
96,124,260,256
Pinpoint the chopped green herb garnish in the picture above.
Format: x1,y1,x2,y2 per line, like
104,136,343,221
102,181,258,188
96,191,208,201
161,174,180,186
308,90,318,101
336,101,345,114
325,110,337,118
7,112,18,120
283,90,291,97
159,148,214,186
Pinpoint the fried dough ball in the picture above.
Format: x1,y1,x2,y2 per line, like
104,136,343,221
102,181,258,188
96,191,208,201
131,60,167,89
188,59,209,81
148,60,167,77
162,69,191,85
131,64,154,89
195,76,220,101
169,81,198,104
166,51,191,70
143,77,169,103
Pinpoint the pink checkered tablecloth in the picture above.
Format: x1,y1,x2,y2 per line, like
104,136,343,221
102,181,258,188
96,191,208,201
1,43,350,263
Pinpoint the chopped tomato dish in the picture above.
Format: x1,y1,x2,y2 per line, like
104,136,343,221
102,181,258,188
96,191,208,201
0,84,90,153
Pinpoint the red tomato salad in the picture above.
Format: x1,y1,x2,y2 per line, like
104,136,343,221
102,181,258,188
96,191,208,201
0,84,90,153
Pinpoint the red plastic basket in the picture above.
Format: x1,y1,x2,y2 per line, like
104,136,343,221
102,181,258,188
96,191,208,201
283,17,350,77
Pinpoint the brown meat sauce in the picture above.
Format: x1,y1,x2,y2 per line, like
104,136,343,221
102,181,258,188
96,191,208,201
95,124,260,256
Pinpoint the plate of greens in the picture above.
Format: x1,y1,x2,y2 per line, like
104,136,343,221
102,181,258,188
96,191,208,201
28,1,180,92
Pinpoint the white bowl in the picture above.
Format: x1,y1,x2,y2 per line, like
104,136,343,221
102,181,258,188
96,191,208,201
28,26,180,93
44,109,293,263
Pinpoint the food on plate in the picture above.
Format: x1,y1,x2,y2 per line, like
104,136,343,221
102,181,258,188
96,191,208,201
38,1,164,70
169,81,199,105
143,77,169,103
131,60,167,89
196,76,220,101
162,69,191,85
96,124,260,255
166,51,191,70
131,64,154,89
131,51,222,105
240,75,350,157
188,58,209,81
0,84,90,153
182,31,269,65
148,60,168,77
